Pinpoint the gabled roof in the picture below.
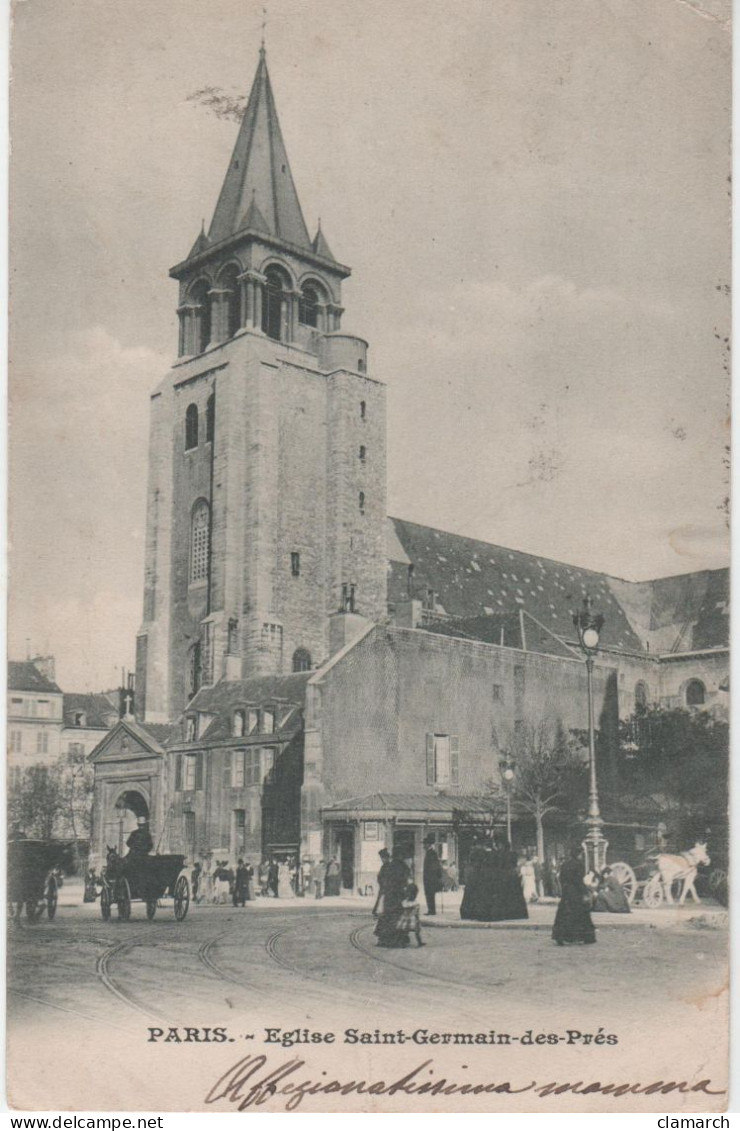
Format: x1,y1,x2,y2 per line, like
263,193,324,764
184,672,311,743
241,193,271,235
8,661,62,694
63,692,118,729
205,48,311,250
88,717,172,763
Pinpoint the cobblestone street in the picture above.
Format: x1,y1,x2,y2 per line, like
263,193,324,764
7,884,728,1111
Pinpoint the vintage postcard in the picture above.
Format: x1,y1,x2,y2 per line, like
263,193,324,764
7,0,730,1115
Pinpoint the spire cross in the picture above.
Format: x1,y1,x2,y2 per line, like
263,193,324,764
260,6,267,50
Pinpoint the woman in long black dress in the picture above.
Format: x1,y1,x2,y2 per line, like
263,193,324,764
493,839,529,921
552,844,596,944
461,843,499,920
374,848,412,947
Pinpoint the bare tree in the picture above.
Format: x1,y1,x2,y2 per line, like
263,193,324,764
493,719,586,859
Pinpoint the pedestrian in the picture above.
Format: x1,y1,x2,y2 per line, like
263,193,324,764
267,857,279,898
400,882,425,947
593,867,631,914
493,839,529,921
373,847,411,947
445,860,459,892
258,859,269,897
324,856,341,897
552,843,597,945
301,857,312,897
191,861,202,903
312,857,324,899
232,858,249,907
423,836,444,915
277,858,293,898
520,852,538,903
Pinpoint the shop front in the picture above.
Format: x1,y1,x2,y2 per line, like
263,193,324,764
321,792,504,894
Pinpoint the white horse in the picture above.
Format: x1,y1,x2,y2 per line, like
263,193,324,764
656,842,710,904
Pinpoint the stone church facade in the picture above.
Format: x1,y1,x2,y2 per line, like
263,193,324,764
90,48,728,887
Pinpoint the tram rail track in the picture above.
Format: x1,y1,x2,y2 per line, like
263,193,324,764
95,938,165,1021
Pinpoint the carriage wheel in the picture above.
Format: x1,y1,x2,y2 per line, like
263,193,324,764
117,878,131,922
610,862,637,904
100,885,112,921
46,875,58,920
146,899,158,920
643,876,663,908
709,868,727,892
173,875,190,921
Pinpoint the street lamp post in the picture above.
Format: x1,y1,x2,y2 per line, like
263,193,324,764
572,596,608,874
498,754,516,845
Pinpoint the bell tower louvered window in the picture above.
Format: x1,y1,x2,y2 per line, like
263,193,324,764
190,500,210,583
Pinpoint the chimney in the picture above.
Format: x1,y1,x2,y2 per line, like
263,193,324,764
31,654,56,682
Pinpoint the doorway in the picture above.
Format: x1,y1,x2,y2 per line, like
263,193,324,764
336,828,355,890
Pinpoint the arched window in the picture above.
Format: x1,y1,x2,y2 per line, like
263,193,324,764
233,709,246,737
292,648,312,672
298,283,320,327
360,400,366,420
206,393,215,444
359,445,366,463
220,264,241,339
188,643,202,700
190,279,211,354
185,404,199,450
686,679,706,707
359,491,365,514
634,681,649,711
190,499,210,583
262,267,288,341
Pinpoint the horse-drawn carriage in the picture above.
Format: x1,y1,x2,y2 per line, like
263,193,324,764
8,838,66,922
609,842,711,908
99,848,190,921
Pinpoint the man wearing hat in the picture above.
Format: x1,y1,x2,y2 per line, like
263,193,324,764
423,835,444,916
126,815,154,857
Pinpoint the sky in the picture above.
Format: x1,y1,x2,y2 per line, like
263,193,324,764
8,0,731,690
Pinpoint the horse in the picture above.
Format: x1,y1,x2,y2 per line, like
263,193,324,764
656,842,710,904
104,845,123,881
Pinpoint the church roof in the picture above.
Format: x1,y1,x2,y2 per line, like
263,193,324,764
184,672,311,743
206,48,311,250
8,661,62,694
387,517,729,656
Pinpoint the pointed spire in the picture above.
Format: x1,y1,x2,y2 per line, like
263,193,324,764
188,220,210,259
206,49,311,250
311,217,336,261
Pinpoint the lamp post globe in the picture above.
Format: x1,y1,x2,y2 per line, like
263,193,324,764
572,597,608,874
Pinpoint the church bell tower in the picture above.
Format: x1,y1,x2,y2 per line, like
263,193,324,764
135,47,387,723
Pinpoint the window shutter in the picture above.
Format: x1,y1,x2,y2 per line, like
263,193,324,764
195,751,204,791
450,735,460,785
426,734,435,785
223,749,232,788
175,754,182,791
